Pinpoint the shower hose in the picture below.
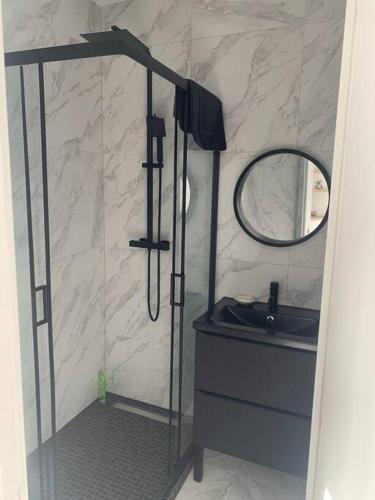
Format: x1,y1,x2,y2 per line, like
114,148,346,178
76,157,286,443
147,165,162,321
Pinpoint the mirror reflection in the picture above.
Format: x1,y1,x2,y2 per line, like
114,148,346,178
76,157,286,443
234,150,330,247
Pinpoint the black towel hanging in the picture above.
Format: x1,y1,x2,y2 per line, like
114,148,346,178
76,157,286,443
174,80,227,152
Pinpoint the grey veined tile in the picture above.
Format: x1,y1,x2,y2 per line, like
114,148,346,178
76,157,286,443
176,451,306,500
193,0,305,39
287,266,324,310
306,0,347,23
177,464,237,500
297,21,345,152
227,474,306,500
191,25,303,153
215,152,290,267
289,227,327,269
101,0,192,47
44,57,103,154
48,146,104,259
2,0,100,52
102,38,190,159
215,258,289,304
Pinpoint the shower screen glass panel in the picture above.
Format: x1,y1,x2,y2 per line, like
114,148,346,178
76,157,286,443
180,151,213,459
6,64,55,499
169,120,185,468
169,134,213,464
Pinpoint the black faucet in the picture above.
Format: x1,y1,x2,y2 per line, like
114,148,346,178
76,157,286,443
268,281,279,314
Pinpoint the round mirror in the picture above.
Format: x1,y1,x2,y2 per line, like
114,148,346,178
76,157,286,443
234,149,330,247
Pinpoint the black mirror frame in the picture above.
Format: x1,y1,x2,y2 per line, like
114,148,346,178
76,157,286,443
233,148,331,248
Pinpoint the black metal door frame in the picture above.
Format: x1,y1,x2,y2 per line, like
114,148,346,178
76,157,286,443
168,87,221,470
168,90,189,469
20,63,56,499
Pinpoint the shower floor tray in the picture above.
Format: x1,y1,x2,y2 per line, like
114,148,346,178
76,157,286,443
27,393,192,500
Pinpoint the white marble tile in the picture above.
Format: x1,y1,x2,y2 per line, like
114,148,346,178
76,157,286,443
215,258,289,304
6,59,102,160
193,0,305,39
176,450,306,500
217,153,290,266
101,0,192,47
103,149,175,249
234,456,307,493
102,54,146,159
102,39,190,159
227,474,305,500
185,255,211,297
297,21,345,152
19,248,106,449
306,0,347,23
191,25,303,153
104,151,147,249
44,57,103,153
186,152,214,258
105,248,172,407
48,146,104,258
3,0,100,51
241,154,301,241
51,248,105,429
55,333,105,430
51,248,105,354
204,449,248,475
101,37,190,252
8,140,31,271
287,265,323,309
177,463,237,500
289,227,327,269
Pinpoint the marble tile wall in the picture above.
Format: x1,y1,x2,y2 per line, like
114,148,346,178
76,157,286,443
176,449,307,500
191,0,347,310
100,0,346,413
3,0,104,454
100,1,196,408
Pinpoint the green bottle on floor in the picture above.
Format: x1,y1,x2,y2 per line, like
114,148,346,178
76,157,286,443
98,370,106,404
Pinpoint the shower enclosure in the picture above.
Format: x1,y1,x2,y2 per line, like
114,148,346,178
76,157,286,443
5,28,220,500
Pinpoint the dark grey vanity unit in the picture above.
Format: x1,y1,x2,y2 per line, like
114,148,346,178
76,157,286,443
192,297,319,479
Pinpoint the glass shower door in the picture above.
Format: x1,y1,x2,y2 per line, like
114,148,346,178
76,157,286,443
180,151,214,460
6,63,56,500
169,109,188,468
169,106,215,468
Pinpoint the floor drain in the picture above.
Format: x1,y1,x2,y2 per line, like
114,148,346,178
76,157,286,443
113,401,178,425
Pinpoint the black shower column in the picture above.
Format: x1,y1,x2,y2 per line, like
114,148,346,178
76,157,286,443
146,69,153,241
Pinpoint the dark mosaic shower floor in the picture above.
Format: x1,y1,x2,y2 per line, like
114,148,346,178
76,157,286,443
27,394,192,500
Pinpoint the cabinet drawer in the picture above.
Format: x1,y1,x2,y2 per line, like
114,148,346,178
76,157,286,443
195,331,316,416
193,390,311,477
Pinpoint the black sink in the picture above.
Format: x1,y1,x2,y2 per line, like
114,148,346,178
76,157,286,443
208,298,320,342
224,305,318,337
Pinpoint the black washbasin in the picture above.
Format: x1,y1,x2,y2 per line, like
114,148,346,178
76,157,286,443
207,299,320,343
224,305,318,337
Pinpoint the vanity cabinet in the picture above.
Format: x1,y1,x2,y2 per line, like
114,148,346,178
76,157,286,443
193,319,317,479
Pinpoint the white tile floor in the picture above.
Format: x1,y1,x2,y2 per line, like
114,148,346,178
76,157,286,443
176,450,306,500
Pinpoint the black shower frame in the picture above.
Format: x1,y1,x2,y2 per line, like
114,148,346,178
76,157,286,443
5,26,220,487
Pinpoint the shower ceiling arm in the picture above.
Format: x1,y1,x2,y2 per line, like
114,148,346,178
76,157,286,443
4,29,188,90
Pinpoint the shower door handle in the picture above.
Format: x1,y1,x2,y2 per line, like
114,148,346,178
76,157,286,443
35,284,48,327
170,273,185,307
